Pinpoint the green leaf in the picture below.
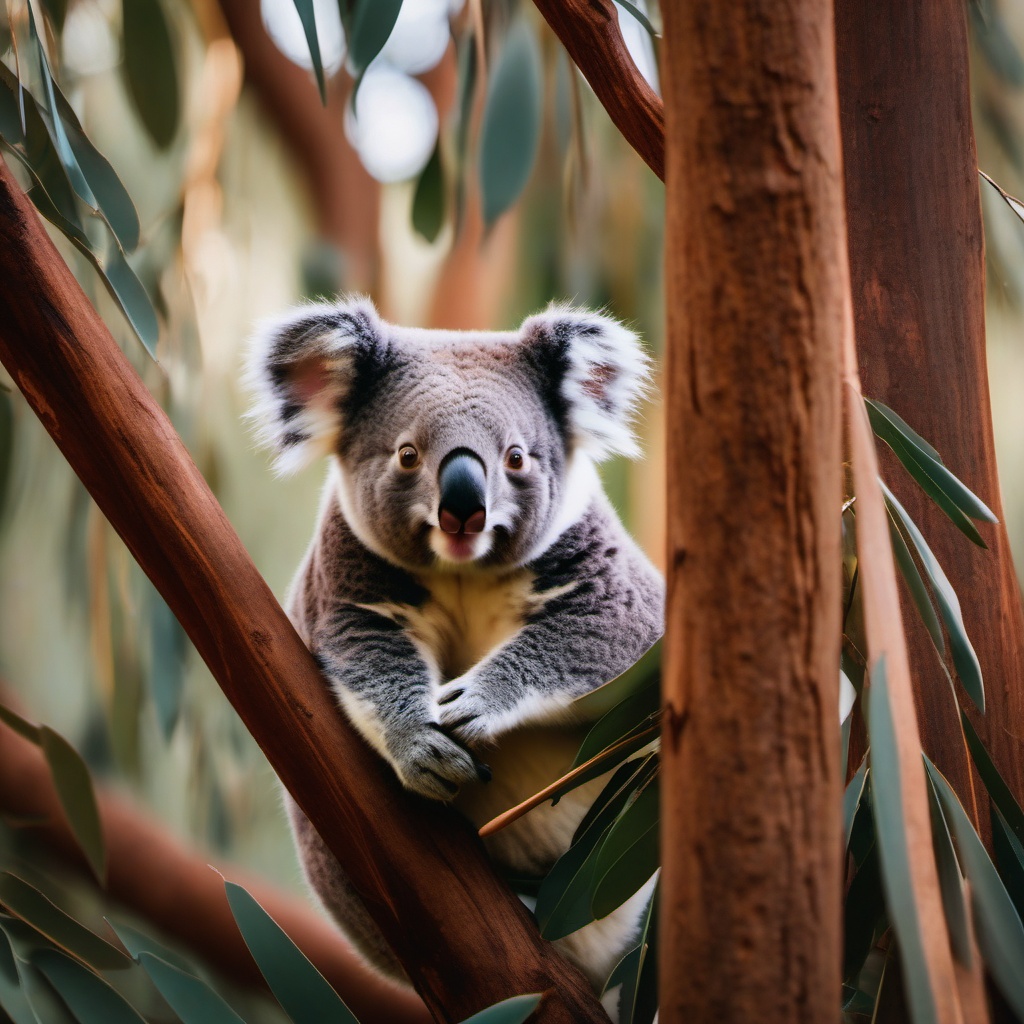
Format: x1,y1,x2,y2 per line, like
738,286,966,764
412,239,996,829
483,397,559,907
882,483,984,712
591,778,659,920
122,0,180,149
348,0,404,78
844,760,868,851
148,588,187,740
288,0,327,101
866,657,944,1024
960,712,1024,849
613,1,659,38
550,725,659,807
224,881,358,1024
101,236,160,357
33,949,146,1024
992,810,1024,920
136,952,245,1024
38,727,106,885
106,921,195,973
28,6,95,208
926,779,972,966
412,141,445,243
926,758,1024,1019
0,927,37,1024
459,994,543,1024
868,400,996,545
0,875,128,971
864,399,943,463
887,508,944,656
842,842,884,983
572,641,660,719
536,756,656,940
479,18,542,226
608,879,658,1024
573,675,659,768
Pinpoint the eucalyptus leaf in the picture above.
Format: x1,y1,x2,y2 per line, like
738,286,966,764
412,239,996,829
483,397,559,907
882,483,984,712
843,759,868,851
28,6,95,207
614,0,659,37
136,952,246,1024
0,927,36,1024
887,508,944,656
864,399,943,463
926,758,1024,1019
611,878,658,1024
348,0,403,77
0,874,128,971
960,711,1024,848
479,18,542,226
573,675,660,768
33,949,146,1024
992,810,1024,920
842,842,884,983
866,657,944,1024
106,921,195,974
926,781,972,966
38,727,106,885
459,994,543,1024
101,236,160,357
122,0,180,148
590,779,659,920
412,141,445,243
288,0,327,102
224,881,358,1024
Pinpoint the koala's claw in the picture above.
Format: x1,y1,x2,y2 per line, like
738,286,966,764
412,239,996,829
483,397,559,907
437,681,500,746
387,724,480,801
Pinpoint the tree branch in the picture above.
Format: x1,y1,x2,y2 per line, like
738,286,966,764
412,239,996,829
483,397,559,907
0,716,431,1024
0,159,608,1023
531,0,664,180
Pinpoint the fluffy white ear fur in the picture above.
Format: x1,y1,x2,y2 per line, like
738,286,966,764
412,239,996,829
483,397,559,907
520,306,652,460
244,297,382,475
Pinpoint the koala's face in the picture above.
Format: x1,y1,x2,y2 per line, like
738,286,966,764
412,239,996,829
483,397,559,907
248,299,649,572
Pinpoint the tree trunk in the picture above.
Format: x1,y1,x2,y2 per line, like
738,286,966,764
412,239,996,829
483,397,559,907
0,158,608,1024
835,0,1024,822
660,4,845,1020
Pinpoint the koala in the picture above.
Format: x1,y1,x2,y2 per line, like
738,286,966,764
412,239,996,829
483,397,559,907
247,297,664,992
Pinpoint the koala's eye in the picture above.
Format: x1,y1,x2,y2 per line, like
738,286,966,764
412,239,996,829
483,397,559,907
398,445,420,469
505,446,527,471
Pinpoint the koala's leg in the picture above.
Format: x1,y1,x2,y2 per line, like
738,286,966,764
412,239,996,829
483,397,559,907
285,795,407,982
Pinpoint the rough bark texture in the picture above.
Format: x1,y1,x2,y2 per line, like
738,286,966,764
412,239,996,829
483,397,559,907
0,159,608,1024
531,0,663,180
0,716,431,1024
835,0,1024,819
660,4,844,1021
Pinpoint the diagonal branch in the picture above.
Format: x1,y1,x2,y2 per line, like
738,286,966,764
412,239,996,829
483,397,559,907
531,0,664,180
0,158,608,1024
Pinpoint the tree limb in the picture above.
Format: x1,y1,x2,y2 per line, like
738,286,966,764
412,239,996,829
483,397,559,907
531,0,664,180
0,158,608,1023
0,715,431,1024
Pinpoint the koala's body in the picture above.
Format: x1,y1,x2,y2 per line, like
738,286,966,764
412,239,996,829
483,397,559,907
248,298,664,992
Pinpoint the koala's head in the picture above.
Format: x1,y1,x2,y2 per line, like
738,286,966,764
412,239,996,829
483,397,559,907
247,297,649,572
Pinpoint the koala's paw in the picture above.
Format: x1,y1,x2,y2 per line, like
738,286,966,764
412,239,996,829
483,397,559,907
387,724,489,801
436,676,507,746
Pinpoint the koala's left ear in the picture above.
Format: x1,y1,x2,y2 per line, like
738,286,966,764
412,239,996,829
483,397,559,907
519,307,652,460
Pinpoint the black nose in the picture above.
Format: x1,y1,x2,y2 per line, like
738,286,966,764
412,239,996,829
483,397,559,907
438,450,486,534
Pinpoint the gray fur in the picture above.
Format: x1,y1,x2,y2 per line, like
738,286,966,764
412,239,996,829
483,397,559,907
248,297,664,992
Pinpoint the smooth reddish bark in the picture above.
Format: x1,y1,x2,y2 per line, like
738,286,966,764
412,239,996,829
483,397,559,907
0,158,608,1024
835,0,1024,823
660,4,845,1020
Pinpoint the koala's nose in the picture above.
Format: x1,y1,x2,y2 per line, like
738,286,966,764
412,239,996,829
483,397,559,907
437,449,487,534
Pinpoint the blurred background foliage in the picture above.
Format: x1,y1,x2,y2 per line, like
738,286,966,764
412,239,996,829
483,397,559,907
3,0,1024,1018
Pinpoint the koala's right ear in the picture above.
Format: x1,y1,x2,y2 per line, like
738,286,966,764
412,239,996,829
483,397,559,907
245,298,386,474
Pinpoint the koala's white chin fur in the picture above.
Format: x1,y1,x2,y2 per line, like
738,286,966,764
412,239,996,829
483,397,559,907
428,527,495,565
